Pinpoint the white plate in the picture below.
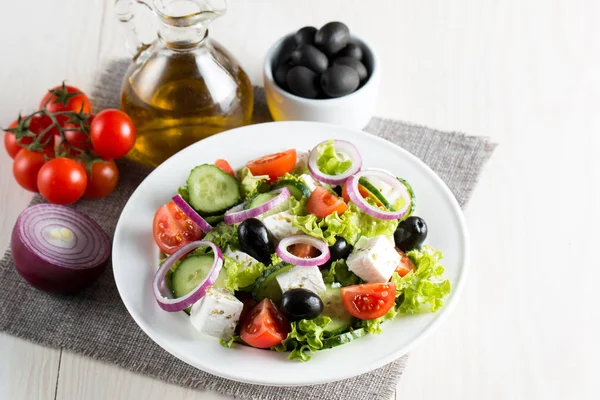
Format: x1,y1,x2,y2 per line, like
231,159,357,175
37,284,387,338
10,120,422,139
112,121,469,386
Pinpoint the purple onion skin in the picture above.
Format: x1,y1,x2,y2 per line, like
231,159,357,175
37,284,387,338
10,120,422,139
11,224,108,293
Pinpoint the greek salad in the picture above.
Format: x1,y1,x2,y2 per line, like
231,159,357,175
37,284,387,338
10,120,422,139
151,139,451,361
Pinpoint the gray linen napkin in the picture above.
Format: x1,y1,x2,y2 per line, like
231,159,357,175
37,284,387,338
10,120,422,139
0,60,495,400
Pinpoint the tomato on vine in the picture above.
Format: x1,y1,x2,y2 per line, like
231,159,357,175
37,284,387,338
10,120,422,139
81,159,119,200
90,109,136,159
40,83,92,126
37,158,87,205
12,149,48,192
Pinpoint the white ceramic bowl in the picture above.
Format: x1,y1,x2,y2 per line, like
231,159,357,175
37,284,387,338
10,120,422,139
112,121,469,386
263,34,381,129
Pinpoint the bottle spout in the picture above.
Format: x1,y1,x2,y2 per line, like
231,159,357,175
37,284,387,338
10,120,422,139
154,0,227,27
115,0,156,56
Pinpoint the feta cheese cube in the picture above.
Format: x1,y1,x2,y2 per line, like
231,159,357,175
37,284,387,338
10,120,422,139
295,150,309,172
261,211,303,241
346,236,400,283
276,265,326,295
224,248,259,269
190,288,243,340
300,174,320,193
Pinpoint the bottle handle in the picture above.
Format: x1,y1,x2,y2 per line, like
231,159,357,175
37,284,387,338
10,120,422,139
114,0,154,57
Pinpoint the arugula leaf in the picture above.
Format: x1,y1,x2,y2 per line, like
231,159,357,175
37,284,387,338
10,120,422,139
316,139,352,175
273,316,332,362
391,246,451,313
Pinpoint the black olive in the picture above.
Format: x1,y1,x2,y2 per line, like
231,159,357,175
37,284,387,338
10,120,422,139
337,42,363,60
280,288,323,321
291,44,329,74
273,62,293,90
394,216,428,252
237,218,276,265
294,26,317,47
277,35,297,65
323,237,353,268
320,65,360,98
332,185,343,197
315,21,350,56
287,66,321,99
333,56,368,82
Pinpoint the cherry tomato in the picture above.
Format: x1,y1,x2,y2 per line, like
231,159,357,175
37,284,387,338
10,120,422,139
152,201,202,254
341,283,397,320
81,160,119,200
306,186,347,218
240,299,290,348
4,115,56,158
215,159,235,177
40,85,91,126
56,114,95,156
37,158,87,204
235,292,258,334
246,149,296,181
90,109,136,159
341,182,382,206
394,248,415,277
288,243,319,259
12,149,47,192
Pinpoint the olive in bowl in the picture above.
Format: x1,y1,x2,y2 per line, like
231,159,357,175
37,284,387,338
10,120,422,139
263,22,380,129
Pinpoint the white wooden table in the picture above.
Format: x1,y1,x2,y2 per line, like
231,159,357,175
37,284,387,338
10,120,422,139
1,1,598,399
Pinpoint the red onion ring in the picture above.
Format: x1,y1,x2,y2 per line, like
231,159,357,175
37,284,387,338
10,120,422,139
224,187,291,225
153,240,223,312
276,235,331,267
172,194,213,233
346,169,411,220
308,140,362,185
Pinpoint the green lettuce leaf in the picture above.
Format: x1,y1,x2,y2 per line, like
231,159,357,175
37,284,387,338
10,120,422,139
391,245,451,313
177,185,190,203
222,256,267,291
316,139,352,175
287,196,308,216
357,303,399,334
275,173,303,184
321,259,360,287
239,167,269,200
220,335,241,348
201,222,240,252
290,203,399,246
273,316,332,362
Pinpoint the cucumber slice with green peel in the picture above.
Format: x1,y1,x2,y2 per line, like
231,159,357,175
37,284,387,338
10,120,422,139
171,255,228,314
358,177,394,210
204,214,224,225
246,192,290,218
397,177,416,217
273,180,312,200
320,284,354,336
252,263,294,304
187,164,241,214
322,328,367,349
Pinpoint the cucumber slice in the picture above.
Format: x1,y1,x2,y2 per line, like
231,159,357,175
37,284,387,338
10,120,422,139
246,192,290,218
273,180,312,200
187,164,241,214
323,328,367,349
204,214,224,225
252,263,294,304
320,284,354,336
397,177,416,217
358,177,394,210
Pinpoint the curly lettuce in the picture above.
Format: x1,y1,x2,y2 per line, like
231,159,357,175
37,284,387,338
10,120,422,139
321,259,360,287
316,139,352,175
391,245,451,313
358,304,399,334
177,185,190,203
201,223,240,252
273,316,332,362
239,167,269,200
222,256,267,291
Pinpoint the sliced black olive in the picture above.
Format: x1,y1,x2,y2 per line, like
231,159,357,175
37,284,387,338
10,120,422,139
294,26,317,47
280,288,323,321
393,216,428,252
337,42,363,60
315,21,350,56
320,65,360,98
238,218,276,265
287,66,321,99
333,56,368,82
291,44,329,74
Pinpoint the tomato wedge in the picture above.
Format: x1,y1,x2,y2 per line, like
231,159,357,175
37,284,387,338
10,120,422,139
341,283,396,320
394,248,416,277
341,182,382,206
152,201,203,254
215,159,235,177
246,149,296,181
240,299,290,348
306,186,347,218
288,243,319,258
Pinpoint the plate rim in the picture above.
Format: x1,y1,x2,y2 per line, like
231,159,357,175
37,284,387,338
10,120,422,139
112,120,470,386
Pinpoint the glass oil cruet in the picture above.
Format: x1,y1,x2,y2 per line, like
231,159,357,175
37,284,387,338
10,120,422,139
115,0,253,167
